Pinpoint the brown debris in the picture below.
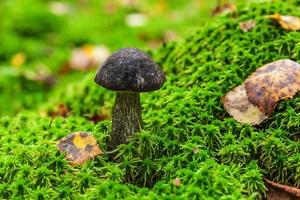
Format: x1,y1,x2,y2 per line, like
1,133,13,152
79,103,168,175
222,84,267,125
245,59,300,116
212,3,236,16
50,104,70,118
222,59,300,125
67,45,110,72
265,179,300,200
88,114,109,123
57,132,103,165
268,13,300,31
173,178,181,187
22,64,56,86
239,20,256,32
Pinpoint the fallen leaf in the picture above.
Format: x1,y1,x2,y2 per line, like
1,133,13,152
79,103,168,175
58,62,71,74
212,3,236,16
10,53,26,68
265,178,300,200
173,178,181,187
49,1,71,16
90,46,110,66
222,84,267,125
268,13,300,31
69,46,92,70
125,13,148,27
85,114,109,123
164,30,180,42
245,59,300,116
239,20,256,32
50,104,70,117
22,64,56,86
57,132,103,165
222,59,300,125
118,0,140,7
69,45,110,71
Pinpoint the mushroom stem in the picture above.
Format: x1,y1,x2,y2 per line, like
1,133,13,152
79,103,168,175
108,91,142,151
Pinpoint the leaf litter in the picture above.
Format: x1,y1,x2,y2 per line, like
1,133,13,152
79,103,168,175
223,59,300,125
57,132,103,165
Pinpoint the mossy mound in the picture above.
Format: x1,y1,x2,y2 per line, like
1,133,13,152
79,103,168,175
1,1,300,199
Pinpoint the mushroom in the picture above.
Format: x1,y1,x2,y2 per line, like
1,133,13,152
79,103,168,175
94,48,165,151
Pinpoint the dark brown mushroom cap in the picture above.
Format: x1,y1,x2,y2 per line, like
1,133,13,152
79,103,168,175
94,48,165,92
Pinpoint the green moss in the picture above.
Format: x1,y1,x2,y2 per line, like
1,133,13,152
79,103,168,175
1,0,300,199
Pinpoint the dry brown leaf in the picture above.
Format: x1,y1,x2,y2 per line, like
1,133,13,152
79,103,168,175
239,20,256,32
223,59,300,125
50,104,70,117
268,13,300,31
57,132,103,165
245,59,300,116
88,114,109,123
222,84,267,125
265,178,300,200
212,3,236,16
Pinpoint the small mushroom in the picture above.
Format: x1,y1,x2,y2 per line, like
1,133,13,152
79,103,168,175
94,48,165,151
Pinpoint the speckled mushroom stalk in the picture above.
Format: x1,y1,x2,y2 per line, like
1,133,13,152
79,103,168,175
95,48,165,152
111,91,142,150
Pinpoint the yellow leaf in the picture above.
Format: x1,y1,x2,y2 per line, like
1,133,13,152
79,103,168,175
10,53,26,68
57,132,103,165
82,44,94,56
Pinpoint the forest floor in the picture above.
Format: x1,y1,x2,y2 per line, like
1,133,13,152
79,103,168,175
1,0,300,199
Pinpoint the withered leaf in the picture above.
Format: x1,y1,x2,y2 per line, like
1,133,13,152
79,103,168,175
173,178,181,187
125,13,148,27
239,20,256,32
88,114,109,123
268,13,300,31
222,84,267,125
245,59,300,116
50,104,70,118
223,59,300,125
69,45,110,71
49,2,70,16
57,132,103,165
212,3,236,16
22,64,56,86
265,178,300,200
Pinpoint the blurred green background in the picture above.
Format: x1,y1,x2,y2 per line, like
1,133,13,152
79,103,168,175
0,0,245,116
